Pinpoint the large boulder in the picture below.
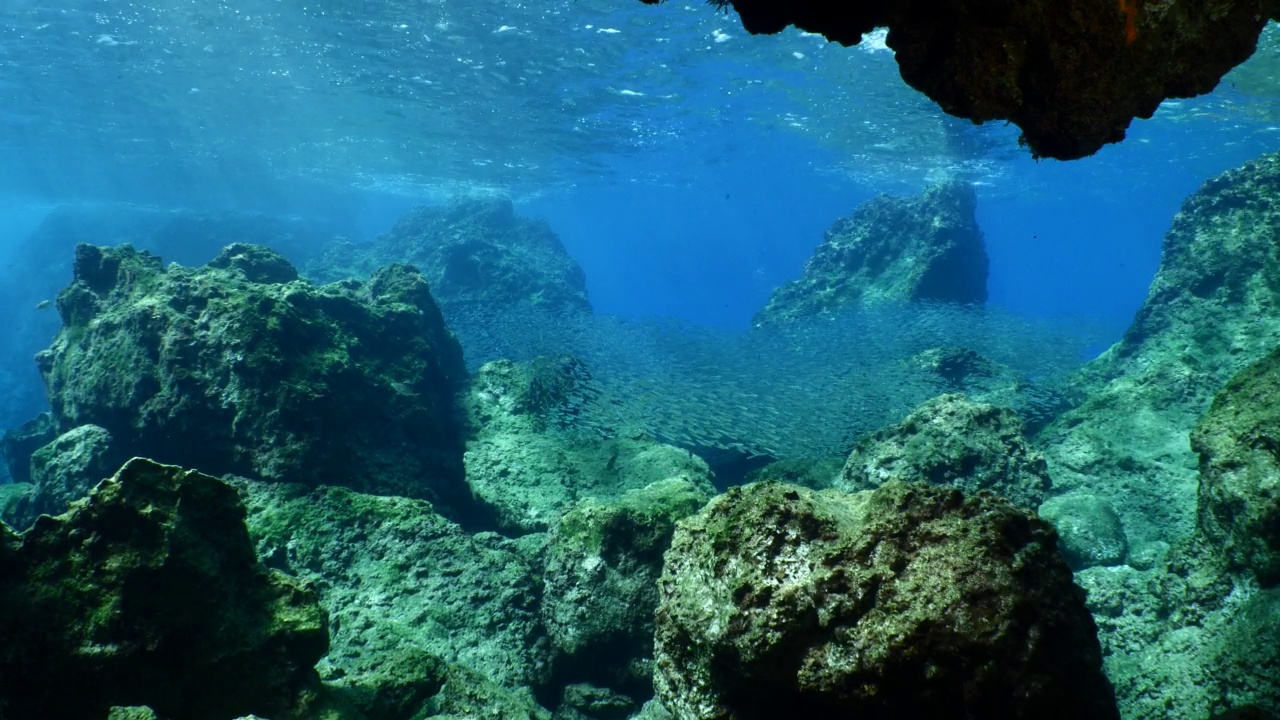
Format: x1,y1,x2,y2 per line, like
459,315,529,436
27,424,126,519
753,180,987,327
836,393,1051,509
1039,151,1280,548
0,458,329,720
653,481,1118,719
34,243,470,512
1191,345,1280,587
233,479,551,698
0,205,337,433
310,197,591,315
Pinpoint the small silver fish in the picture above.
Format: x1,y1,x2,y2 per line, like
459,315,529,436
390,381,418,397
34,300,52,311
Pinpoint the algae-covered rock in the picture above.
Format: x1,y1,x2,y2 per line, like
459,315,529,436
28,424,125,519
1040,151,1280,547
1192,345,1280,586
754,180,986,327
1210,588,1280,718
36,242,470,511
837,393,1051,508
420,662,552,720
909,346,1075,433
653,481,1117,719
0,206,337,434
743,456,844,491
0,412,55,485
310,197,590,315
1038,493,1128,570
0,458,328,720
464,359,716,535
542,479,710,698
233,479,550,693
0,482,36,531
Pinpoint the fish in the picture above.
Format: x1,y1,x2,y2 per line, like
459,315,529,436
390,381,418,397
35,300,52,311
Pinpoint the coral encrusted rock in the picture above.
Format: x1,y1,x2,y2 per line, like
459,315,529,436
1040,151,1280,548
653,481,1118,720
0,458,328,720
1192,346,1280,587
310,197,591,314
754,180,986,326
836,393,1051,509
35,242,470,512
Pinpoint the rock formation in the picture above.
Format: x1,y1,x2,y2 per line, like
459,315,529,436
641,0,1280,160
754,180,987,327
0,458,329,720
463,358,716,535
32,242,470,514
836,393,1052,510
1192,345,1280,587
1039,151,1280,549
310,197,591,315
653,481,1119,719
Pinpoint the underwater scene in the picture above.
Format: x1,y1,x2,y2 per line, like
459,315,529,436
3,0,1280,718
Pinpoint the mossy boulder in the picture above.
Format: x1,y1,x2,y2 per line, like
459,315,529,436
464,359,716,535
0,412,55,485
1209,588,1280,717
754,180,987,327
0,458,328,720
1038,493,1129,570
28,424,126,519
0,482,36,531
542,479,711,699
35,242,470,512
1040,151,1280,548
233,479,551,695
837,393,1051,509
653,481,1117,720
310,197,590,315
1192,345,1280,586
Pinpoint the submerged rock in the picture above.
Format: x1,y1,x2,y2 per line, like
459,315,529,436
0,412,55,485
1192,345,1280,587
1210,588,1280,718
0,205,337,433
0,458,328,720
28,424,125,519
311,197,591,315
653,481,1118,719
542,479,710,699
35,243,471,513
233,479,550,697
754,180,986,327
464,359,716,535
1038,494,1129,570
1040,151,1280,548
650,1,1275,161
837,393,1051,509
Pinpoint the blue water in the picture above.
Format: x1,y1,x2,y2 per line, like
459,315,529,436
2,0,1280,434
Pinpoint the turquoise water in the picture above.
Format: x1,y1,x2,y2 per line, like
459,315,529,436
3,4,1280,718
2,0,1279,330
